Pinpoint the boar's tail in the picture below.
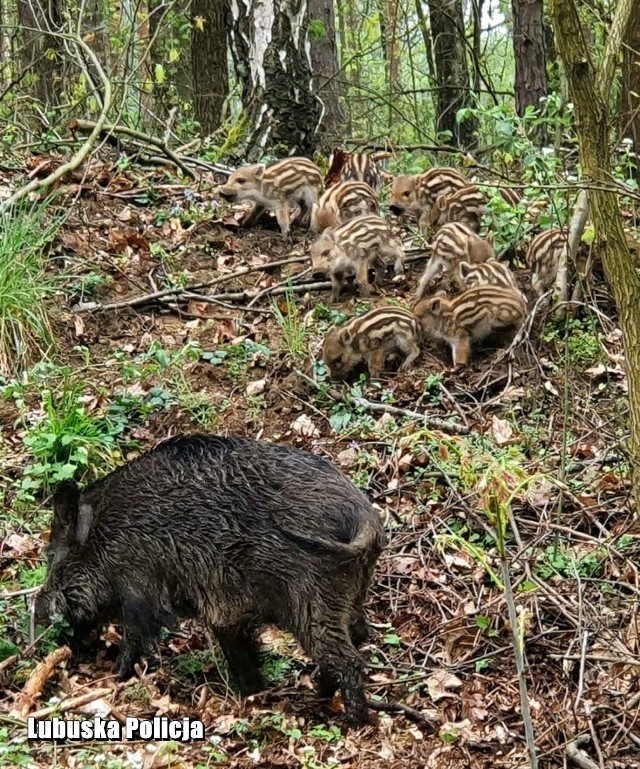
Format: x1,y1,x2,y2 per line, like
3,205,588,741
275,519,383,559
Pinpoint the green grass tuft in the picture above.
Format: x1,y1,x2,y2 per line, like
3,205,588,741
0,201,63,377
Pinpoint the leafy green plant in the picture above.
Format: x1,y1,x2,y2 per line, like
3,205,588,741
0,201,63,376
172,649,224,685
273,288,309,359
260,650,298,685
0,728,32,767
20,374,123,493
202,340,272,379
543,316,604,369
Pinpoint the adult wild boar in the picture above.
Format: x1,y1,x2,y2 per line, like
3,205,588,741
35,435,385,725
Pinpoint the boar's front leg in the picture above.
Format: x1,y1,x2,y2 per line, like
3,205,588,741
213,623,265,695
350,609,370,648
316,611,371,698
116,591,166,680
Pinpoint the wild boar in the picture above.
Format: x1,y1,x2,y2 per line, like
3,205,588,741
309,214,405,302
414,285,527,366
218,157,323,235
323,306,422,379
388,167,470,229
526,228,569,297
415,222,495,301
35,435,385,725
325,149,392,191
311,181,379,232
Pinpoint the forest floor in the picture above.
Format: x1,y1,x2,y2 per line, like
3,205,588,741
1,158,639,769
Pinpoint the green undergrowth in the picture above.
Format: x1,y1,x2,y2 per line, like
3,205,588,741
0,200,65,377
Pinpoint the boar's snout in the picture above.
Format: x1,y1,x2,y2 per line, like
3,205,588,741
388,203,404,216
34,590,51,623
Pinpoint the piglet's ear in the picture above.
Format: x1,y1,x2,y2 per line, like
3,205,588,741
254,165,265,181
459,261,471,278
430,297,443,314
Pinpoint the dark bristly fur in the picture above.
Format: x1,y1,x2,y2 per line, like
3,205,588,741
35,435,385,726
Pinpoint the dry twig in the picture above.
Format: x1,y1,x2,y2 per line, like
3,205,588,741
29,688,113,721
10,647,72,718
0,32,112,212
75,256,310,313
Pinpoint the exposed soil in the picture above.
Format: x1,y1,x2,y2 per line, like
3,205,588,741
1,160,638,769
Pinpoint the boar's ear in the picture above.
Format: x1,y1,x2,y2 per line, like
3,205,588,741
53,479,80,528
254,165,265,181
52,479,92,546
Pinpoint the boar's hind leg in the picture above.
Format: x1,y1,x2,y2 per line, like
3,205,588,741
298,613,371,725
214,624,265,695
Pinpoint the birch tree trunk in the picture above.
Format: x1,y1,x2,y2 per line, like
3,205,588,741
550,0,640,510
229,0,322,159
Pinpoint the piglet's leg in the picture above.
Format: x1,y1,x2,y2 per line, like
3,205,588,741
451,332,472,367
366,349,387,379
382,242,405,276
355,259,374,298
398,340,421,371
243,202,265,228
275,204,291,236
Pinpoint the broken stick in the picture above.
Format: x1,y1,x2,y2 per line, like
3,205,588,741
11,646,72,718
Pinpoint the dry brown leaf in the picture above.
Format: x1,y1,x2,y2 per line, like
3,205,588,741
336,447,358,468
291,414,320,438
426,671,463,703
491,415,514,446
246,379,267,396
74,314,85,338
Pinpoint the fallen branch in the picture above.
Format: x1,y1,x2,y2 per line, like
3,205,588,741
294,369,469,435
29,687,113,721
566,735,600,769
11,647,72,718
349,395,469,435
75,256,310,312
0,34,112,212
367,698,436,732
184,281,332,304
70,118,196,179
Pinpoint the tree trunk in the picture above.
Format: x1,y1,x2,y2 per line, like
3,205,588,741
511,0,548,116
192,0,229,136
379,0,401,134
471,0,483,96
309,0,344,146
426,0,477,149
550,0,640,510
228,0,322,160
621,10,640,181
17,0,64,108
